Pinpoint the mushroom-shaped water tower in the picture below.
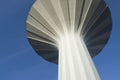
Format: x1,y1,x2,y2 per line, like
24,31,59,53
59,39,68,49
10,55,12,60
26,0,112,80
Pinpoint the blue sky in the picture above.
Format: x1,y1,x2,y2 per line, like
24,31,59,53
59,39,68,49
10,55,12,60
0,0,120,80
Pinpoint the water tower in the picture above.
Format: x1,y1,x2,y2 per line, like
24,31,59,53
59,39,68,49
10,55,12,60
26,0,112,80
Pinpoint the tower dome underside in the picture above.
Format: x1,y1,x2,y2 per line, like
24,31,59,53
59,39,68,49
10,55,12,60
26,0,112,64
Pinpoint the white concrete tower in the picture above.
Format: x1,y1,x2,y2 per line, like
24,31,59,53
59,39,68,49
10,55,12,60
26,0,112,80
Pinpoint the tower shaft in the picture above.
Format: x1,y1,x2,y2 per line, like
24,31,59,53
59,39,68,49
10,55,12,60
58,33,100,80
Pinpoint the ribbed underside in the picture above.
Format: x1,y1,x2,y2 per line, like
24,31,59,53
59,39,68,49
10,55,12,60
26,0,112,64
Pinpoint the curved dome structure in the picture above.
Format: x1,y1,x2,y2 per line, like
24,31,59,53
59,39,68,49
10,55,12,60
26,0,112,64
26,0,112,80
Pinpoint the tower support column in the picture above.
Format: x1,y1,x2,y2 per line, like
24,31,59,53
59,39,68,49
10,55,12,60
58,33,100,80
